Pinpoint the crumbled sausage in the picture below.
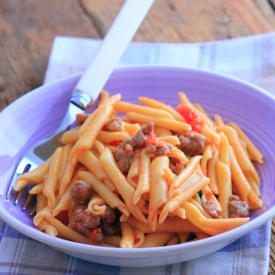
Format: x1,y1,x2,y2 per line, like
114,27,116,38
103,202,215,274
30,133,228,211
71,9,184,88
140,121,154,135
177,131,205,157
115,122,154,174
100,207,117,235
115,144,134,174
169,158,187,175
100,206,116,225
115,122,174,173
73,208,101,233
105,117,122,132
201,201,221,219
75,113,89,124
69,180,91,205
72,204,117,243
86,228,104,243
130,121,154,147
145,141,172,158
101,224,115,235
118,122,154,150
228,195,249,218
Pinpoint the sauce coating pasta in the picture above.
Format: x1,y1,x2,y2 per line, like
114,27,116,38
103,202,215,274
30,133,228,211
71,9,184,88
14,91,263,248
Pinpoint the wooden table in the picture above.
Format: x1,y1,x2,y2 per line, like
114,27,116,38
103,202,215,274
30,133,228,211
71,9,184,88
1,0,275,273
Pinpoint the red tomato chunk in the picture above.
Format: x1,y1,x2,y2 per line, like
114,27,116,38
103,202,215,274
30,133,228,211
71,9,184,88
176,104,204,132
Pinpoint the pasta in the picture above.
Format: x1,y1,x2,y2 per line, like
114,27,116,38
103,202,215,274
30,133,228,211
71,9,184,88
14,90,264,248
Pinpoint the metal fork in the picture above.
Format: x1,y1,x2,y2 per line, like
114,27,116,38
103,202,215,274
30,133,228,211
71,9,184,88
7,0,155,211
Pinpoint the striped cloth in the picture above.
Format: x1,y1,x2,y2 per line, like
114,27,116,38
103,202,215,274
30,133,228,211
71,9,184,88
1,32,275,274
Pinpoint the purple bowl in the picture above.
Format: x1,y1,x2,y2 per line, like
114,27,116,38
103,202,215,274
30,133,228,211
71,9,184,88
0,66,275,266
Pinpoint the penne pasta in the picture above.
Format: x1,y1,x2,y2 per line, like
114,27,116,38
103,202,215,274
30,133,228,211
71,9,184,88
69,104,114,163
114,101,175,119
160,171,210,223
96,131,129,144
133,148,150,205
122,122,141,137
169,155,202,199
200,144,213,176
53,166,86,217
78,170,129,217
120,221,145,248
98,90,110,106
15,90,263,249
228,122,263,163
141,232,175,247
127,148,141,188
126,112,192,132
148,156,169,231
183,201,249,235
77,149,115,191
14,156,52,190
99,148,147,224
216,132,231,218
207,146,219,195
138,96,185,122
217,125,260,185
214,114,224,126
61,130,79,145
87,192,106,216
43,147,63,208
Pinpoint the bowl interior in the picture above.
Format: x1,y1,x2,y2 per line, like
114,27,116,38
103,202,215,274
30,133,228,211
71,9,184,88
0,66,275,266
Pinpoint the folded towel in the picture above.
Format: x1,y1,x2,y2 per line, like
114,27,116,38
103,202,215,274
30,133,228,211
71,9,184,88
1,32,274,274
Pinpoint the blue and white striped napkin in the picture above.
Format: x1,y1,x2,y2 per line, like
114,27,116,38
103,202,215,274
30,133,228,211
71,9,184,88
1,32,275,274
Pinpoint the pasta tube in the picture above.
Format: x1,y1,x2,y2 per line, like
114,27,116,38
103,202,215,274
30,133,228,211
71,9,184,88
228,122,263,163
77,171,129,217
126,112,192,132
159,171,210,223
120,221,145,248
114,101,175,119
182,201,249,235
217,125,260,185
133,148,150,205
99,148,147,223
14,156,52,190
138,96,185,122
69,104,113,163
216,132,231,218
148,156,169,231
169,155,202,199
43,147,63,207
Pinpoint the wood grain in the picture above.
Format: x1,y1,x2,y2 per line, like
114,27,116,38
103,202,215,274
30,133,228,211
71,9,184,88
1,0,275,112
1,0,275,273
80,0,275,41
0,0,100,110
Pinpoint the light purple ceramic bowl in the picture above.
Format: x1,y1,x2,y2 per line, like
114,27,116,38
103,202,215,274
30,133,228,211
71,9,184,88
0,66,275,267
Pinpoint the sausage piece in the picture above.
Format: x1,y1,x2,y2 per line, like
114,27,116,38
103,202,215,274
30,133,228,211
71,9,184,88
228,195,249,218
178,131,205,157
201,201,221,219
69,180,91,205
105,117,122,132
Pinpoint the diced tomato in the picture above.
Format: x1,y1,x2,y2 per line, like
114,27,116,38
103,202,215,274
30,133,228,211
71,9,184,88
144,133,157,146
176,104,204,132
109,140,122,147
101,123,107,131
55,211,69,225
86,228,102,242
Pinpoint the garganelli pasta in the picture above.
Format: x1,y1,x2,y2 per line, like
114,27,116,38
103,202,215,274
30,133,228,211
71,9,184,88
14,91,264,248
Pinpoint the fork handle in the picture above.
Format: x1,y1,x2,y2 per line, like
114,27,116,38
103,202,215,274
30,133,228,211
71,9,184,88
73,0,155,105
45,0,154,135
